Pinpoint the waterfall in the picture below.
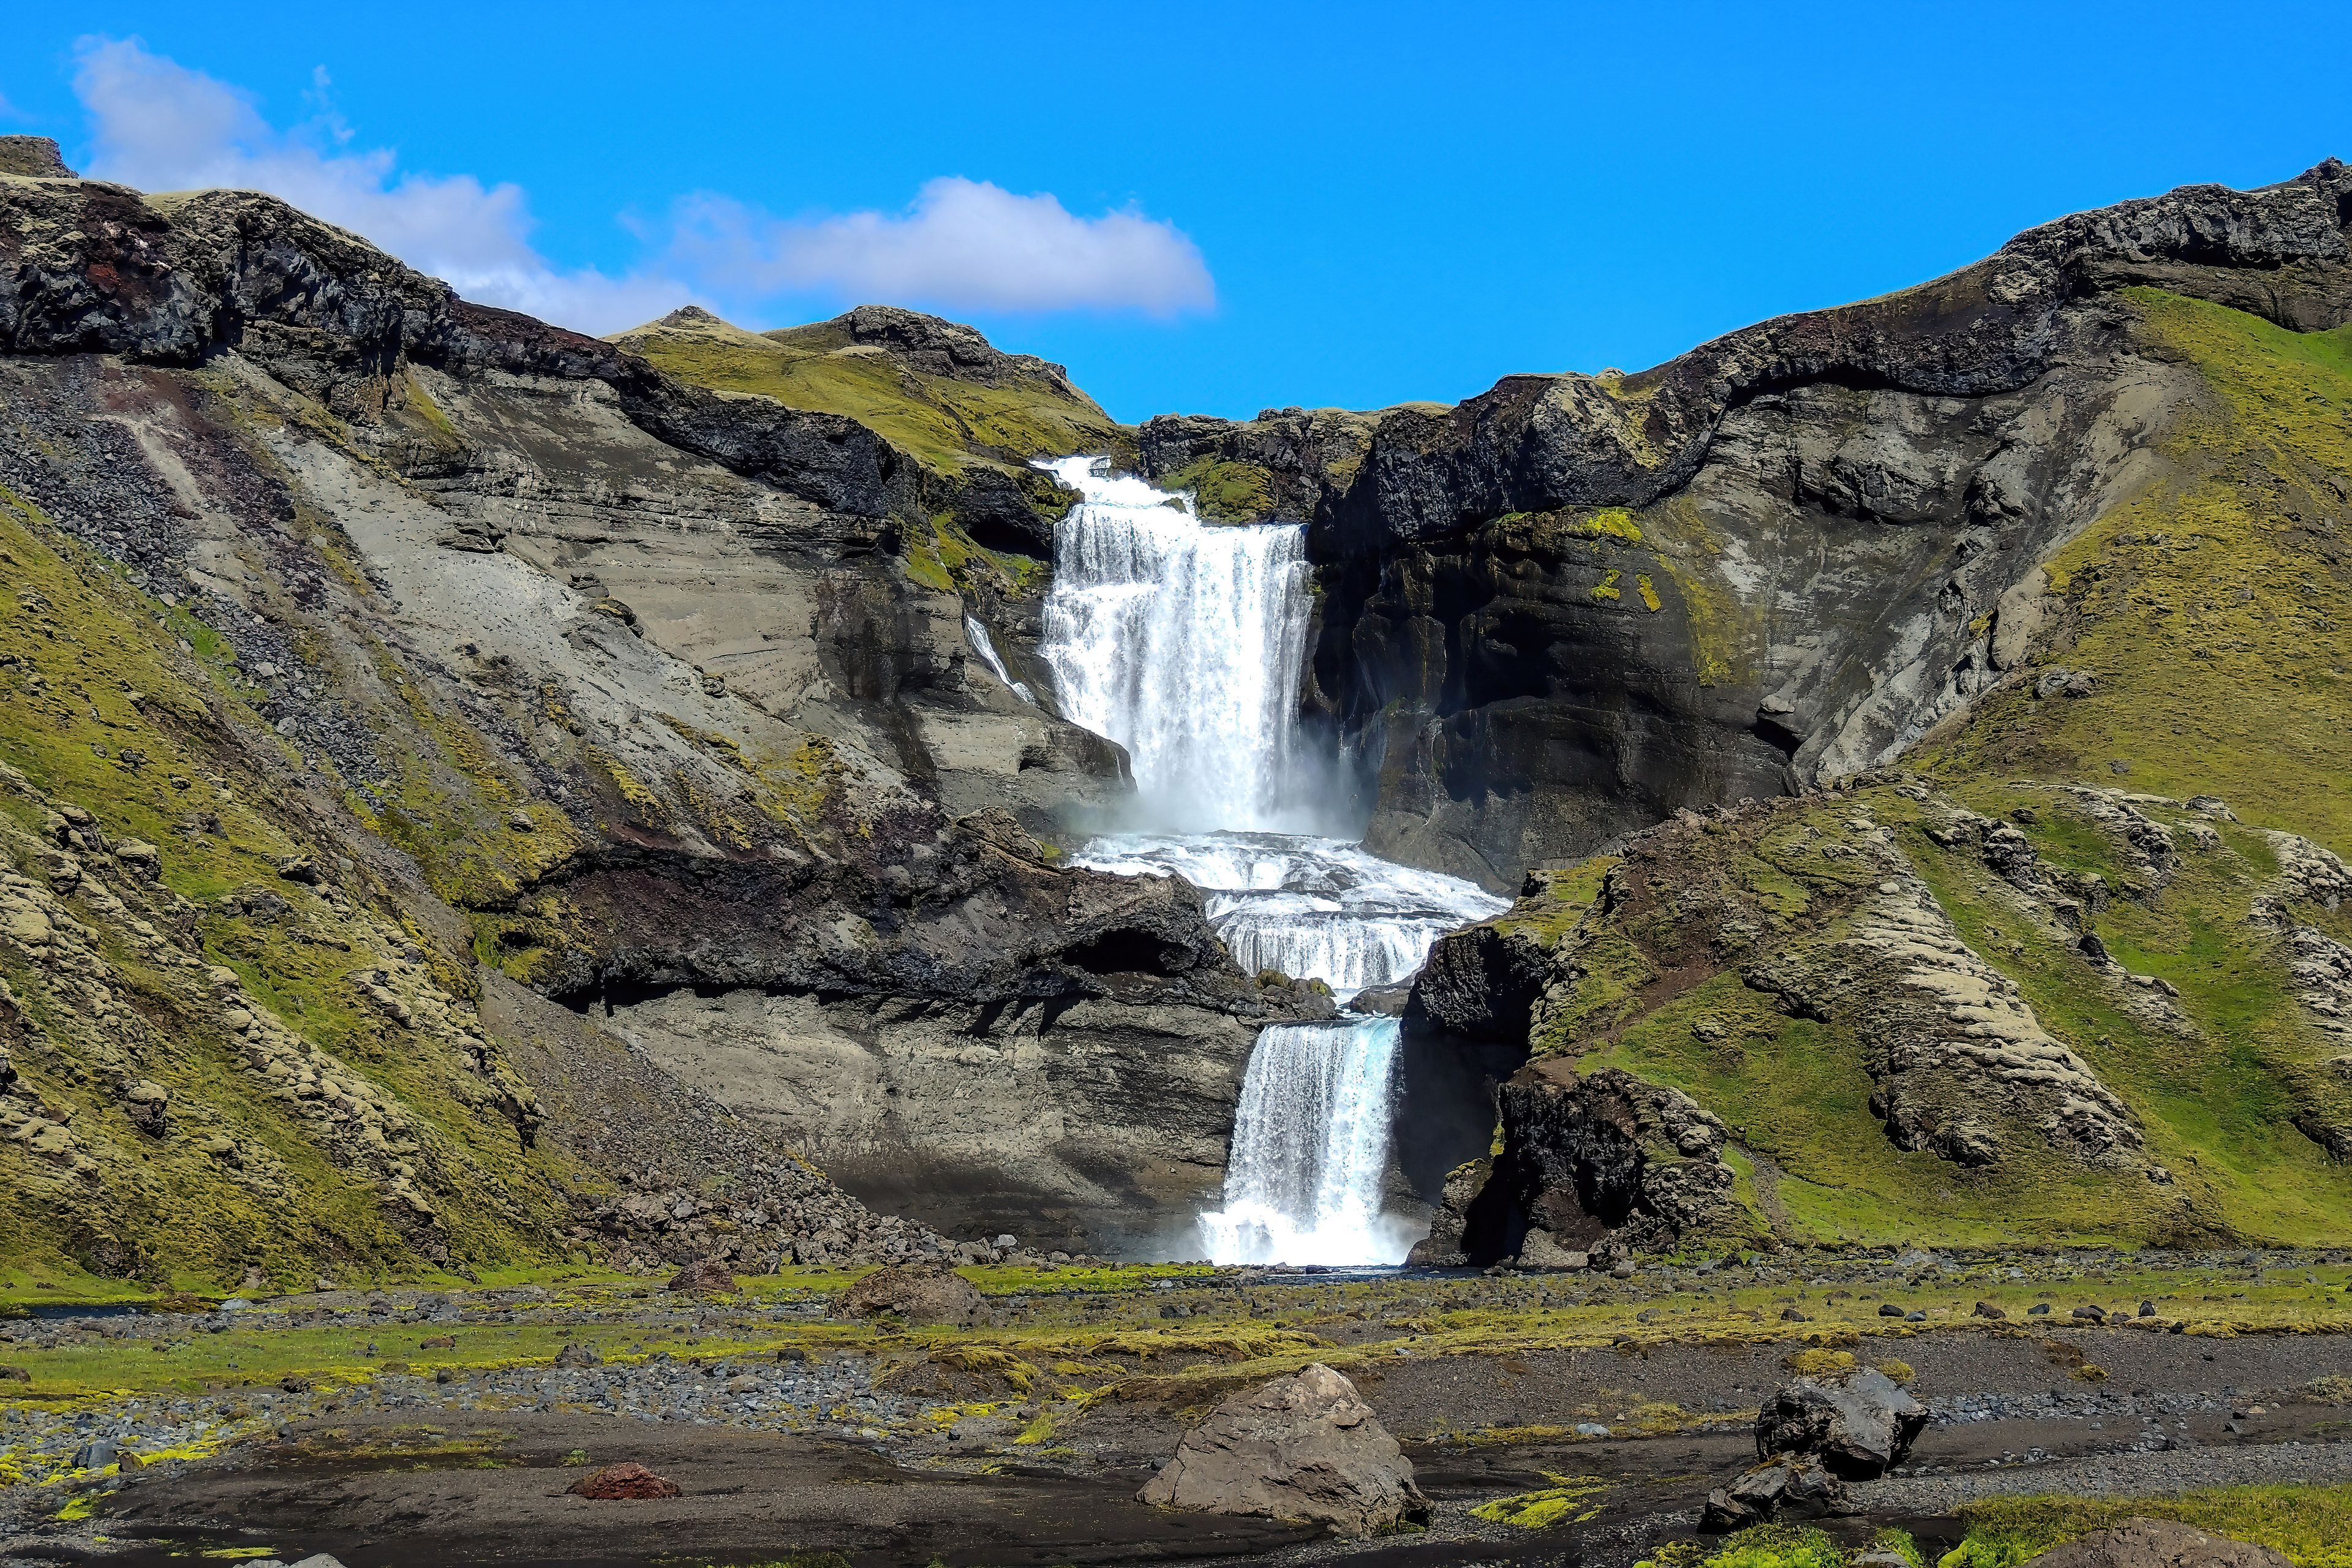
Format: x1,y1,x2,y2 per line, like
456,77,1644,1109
1037,456,1317,834
1196,1017,1412,1267
1038,457,1505,1266
963,615,1034,704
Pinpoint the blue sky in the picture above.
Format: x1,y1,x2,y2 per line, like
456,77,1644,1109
6,2,2346,423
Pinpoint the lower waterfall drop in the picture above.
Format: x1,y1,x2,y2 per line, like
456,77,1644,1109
1039,457,1505,1265
1197,1017,1410,1267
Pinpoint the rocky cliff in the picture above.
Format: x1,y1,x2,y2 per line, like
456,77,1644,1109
1140,159,2352,891
1399,194,2352,1254
0,145,1318,1283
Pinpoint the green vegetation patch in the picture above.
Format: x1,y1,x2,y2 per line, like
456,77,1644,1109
1943,1483,2352,1567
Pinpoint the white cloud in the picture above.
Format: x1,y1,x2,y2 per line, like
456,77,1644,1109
70,37,688,334
66,39,1215,330
671,178,1215,317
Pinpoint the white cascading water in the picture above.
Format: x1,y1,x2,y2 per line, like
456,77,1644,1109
1037,456,1504,1265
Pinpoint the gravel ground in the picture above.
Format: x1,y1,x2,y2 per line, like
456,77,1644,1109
1859,1438,2352,1514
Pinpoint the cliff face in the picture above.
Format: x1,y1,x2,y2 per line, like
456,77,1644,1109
0,163,1313,1280
1139,160,2352,889
1404,212,2352,1258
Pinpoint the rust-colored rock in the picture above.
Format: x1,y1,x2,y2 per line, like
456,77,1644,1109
568,1462,682,1501
667,1257,739,1294
837,1262,988,1326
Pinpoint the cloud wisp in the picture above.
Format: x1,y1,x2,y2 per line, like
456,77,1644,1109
671,179,1215,318
72,38,687,333
65,39,1214,334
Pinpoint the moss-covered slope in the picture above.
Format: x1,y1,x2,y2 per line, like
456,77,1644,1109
1417,288,2352,1256
608,304,1129,555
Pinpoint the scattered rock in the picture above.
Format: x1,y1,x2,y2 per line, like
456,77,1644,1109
567,1461,682,1501
554,1343,603,1368
837,1262,988,1327
1702,1453,1842,1532
1139,1363,1428,1537
2018,1518,2290,1567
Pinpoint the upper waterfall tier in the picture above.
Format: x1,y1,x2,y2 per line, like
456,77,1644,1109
1036,456,1319,834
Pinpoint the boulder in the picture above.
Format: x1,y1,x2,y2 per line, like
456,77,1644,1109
2020,1519,2291,1567
1514,1228,1589,1270
1139,1363,1428,1537
837,1262,989,1327
567,1461,682,1500
1701,1453,1843,1532
1755,1366,1928,1479
666,1257,739,1295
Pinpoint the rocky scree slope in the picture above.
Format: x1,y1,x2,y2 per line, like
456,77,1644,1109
1141,159,2352,892
1408,258,2352,1257
0,142,1319,1280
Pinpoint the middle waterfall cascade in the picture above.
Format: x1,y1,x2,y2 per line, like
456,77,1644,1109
1036,456,1505,1266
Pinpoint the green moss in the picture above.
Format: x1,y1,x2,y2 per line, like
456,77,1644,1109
1156,456,1276,522
1470,1473,1608,1528
1942,1484,2352,1567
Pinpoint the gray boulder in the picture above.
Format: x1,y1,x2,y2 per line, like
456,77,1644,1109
1755,1366,1928,1478
1139,1363,1428,1536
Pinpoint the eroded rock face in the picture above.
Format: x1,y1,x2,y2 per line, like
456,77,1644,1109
1139,1364,1428,1537
1447,1060,1738,1264
1834,879,2152,1172
0,170,1273,1266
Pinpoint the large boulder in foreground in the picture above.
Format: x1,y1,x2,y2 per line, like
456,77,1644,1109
836,1262,989,1327
1755,1366,1928,1478
2022,1519,2291,1568
1139,1363,1428,1537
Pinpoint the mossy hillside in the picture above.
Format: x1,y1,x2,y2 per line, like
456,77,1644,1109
1909,783,2352,1243
1152,454,1276,522
1923,289,2352,858
0,488,577,1287
610,309,1127,548
1942,1483,2352,1568
1544,783,2352,1249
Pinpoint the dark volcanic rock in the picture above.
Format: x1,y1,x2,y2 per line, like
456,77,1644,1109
666,1259,740,1295
568,1461,682,1501
1452,1059,1737,1263
1755,1367,1929,1479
